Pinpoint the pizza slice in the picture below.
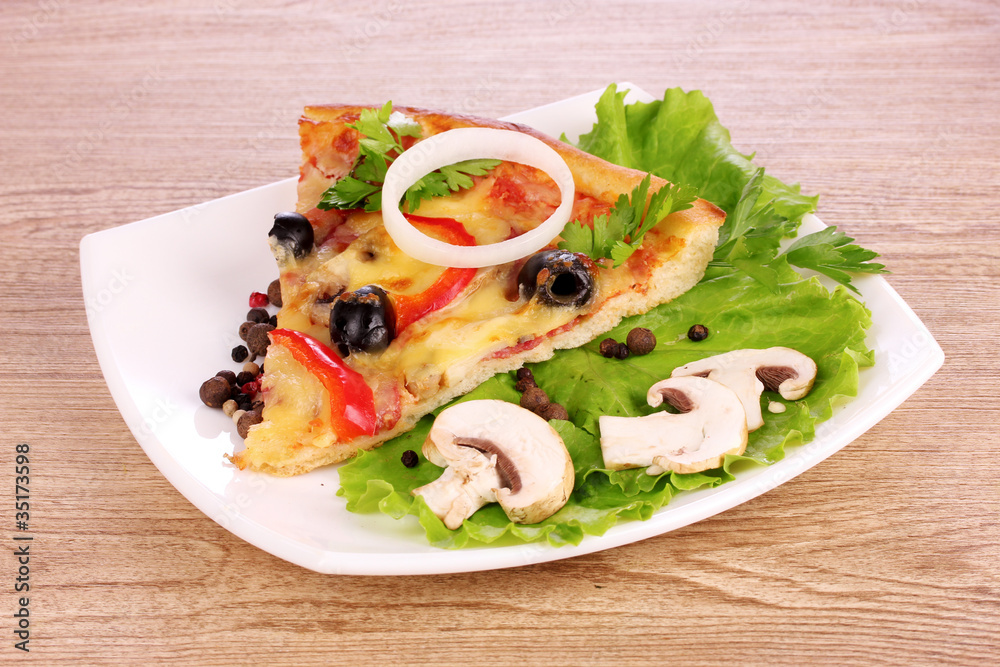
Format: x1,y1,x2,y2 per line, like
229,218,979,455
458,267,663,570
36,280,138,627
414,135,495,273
231,103,725,476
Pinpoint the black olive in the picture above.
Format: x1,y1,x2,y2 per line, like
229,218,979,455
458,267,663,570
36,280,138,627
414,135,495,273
330,285,395,356
268,211,314,259
517,250,595,308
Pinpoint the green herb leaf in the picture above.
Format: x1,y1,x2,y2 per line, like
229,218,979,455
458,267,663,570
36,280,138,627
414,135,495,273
781,226,888,293
319,176,380,211
404,159,502,213
317,102,499,213
559,174,696,267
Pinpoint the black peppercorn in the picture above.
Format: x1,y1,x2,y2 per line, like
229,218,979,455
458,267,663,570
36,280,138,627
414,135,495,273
247,323,275,358
599,338,619,358
267,279,283,308
614,342,630,359
237,409,263,438
687,324,709,342
235,370,256,386
514,367,536,392
537,403,569,421
520,386,550,413
247,307,270,324
231,345,249,363
215,370,238,386
199,376,232,408
401,450,419,468
626,327,656,355
515,376,536,393
269,314,278,327
235,393,253,411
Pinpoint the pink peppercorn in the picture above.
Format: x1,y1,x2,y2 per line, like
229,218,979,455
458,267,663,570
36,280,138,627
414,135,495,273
249,292,269,308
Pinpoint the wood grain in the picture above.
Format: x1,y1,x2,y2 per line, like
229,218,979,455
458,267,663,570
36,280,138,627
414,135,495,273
1,0,998,664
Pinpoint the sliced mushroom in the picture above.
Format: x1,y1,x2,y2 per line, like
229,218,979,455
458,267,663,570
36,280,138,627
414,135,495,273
600,376,748,475
412,400,574,529
670,347,817,431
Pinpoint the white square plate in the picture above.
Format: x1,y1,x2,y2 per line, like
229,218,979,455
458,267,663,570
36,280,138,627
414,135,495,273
80,85,944,574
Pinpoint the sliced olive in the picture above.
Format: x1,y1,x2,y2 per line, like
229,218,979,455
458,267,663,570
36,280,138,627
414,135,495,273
330,285,395,356
517,250,594,308
268,211,314,259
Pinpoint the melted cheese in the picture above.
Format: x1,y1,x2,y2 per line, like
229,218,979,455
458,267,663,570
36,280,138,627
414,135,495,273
250,344,336,464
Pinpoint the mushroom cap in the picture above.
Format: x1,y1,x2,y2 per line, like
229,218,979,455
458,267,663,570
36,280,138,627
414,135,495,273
599,376,748,475
670,347,817,431
415,400,574,527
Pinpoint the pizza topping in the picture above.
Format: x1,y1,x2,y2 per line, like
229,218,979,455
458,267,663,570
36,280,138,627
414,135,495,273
329,285,396,356
316,102,501,214
390,216,478,332
671,347,817,432
268,211,315,260
517,249,595,308
268,329,378,439
412,400,574,529
599,376,749,475
381,127,576,268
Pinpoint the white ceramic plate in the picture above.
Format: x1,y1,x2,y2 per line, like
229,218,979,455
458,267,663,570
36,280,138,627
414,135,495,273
80,85,944,575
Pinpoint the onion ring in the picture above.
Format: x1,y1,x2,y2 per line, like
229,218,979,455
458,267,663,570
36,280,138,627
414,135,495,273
381,127,575,268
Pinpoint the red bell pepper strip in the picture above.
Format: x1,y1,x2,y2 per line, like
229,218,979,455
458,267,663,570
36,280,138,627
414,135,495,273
392,215,478,333
269,329,378,439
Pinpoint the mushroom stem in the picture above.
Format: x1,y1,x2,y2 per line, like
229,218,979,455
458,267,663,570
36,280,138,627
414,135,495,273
415,448,502,530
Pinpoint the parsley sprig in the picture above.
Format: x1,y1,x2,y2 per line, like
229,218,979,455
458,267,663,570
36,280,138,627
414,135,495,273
558,174,698,267
712,168,887,293
317,102,500,213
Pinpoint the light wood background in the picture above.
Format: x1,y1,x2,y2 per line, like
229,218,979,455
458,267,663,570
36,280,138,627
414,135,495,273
2,0,998,664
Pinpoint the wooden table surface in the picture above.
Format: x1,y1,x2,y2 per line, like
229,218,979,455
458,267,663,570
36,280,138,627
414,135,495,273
2,0,998,664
